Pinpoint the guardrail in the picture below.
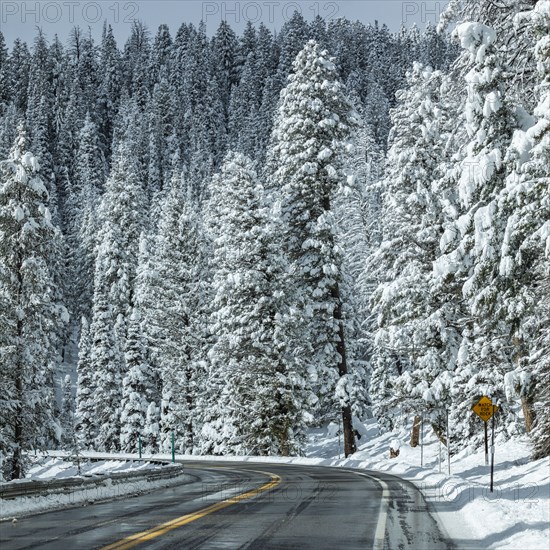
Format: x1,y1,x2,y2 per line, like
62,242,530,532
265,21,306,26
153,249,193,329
1,460,186,500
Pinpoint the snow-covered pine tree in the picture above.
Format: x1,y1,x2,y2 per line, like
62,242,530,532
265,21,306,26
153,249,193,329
435,22,518,447
235,21,257,76
0,31,9,112
267,40,358,456
149,24,173,88
367,63,452,432
97,24,121,162
66,114,105,319
120,306,156,453
147,77,177,200
90,223,125,452
119,229,159,454
25,31,61,222
60,374,75,449
122,21,151,110
0,125,65,478
7,39,31,114
498,1,550,455
151,170,205,454
211,20,238,121
205,153,305,455
74,316,95,448
89,124,147,451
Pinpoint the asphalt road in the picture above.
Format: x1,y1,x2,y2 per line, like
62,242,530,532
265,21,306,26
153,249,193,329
0,462,453,549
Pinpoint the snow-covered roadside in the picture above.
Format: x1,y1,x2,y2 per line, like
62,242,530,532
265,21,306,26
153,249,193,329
0,455,188,519
18,454,168,480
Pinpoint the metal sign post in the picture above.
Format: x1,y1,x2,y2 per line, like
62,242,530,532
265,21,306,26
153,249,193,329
446,408,451,476
420,412,424,467
171,431,175,463
490,405,496,492
484,421,489,465
472,396,498,491
138,435,142,460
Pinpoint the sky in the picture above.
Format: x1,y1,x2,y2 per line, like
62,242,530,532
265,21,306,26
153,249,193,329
1,1,451,46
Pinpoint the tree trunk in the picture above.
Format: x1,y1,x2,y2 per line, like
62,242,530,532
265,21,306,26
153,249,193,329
333,283,356,458
521,396,535,433
11,249,25,480
11,374,24,480
322,196,356,457
279,431,290,456
410,415,421,447
431,422,448,447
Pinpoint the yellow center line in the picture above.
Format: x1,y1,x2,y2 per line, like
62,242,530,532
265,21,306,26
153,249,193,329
101,470,282,550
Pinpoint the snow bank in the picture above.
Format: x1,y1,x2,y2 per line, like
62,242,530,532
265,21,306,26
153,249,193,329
1,454,188,519
1,474,187,519
20,455,157,480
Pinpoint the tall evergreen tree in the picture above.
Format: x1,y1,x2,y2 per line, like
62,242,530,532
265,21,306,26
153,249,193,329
0,31,9,112
9,39,31,113
205,153,303,455
75,316,95,448
97,24,121,161
436,22,518,446
0,125,65,478
368,64,453,431
89,126,146,451
267,41,357,456
499,1,550,455
151,172,206,453
120,306,156,452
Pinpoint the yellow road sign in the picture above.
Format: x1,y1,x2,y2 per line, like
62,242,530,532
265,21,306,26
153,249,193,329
472,396,498,422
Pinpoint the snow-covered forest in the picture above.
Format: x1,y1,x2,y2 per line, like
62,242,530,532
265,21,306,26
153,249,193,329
0,0,548,481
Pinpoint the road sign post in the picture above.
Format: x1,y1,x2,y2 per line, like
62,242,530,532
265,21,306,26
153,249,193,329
472,396,498,491
138,434,142,460
446,408,451,475
490,405,496,492
171,431,175,463
484,421,489,465
420,412,424,467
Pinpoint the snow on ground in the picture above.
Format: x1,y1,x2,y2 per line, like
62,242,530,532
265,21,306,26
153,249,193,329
21,455,159,480
0,454,188,519
311,422,550,550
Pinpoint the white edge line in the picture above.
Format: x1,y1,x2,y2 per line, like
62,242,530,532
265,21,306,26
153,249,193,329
346,470,390,550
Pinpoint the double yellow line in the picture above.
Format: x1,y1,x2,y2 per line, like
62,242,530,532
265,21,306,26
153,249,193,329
102,471,281,550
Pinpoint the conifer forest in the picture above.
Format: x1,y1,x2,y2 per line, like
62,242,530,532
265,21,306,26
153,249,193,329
0,0,548,481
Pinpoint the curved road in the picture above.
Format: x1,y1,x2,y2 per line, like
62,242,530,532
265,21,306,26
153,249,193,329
0,462,452,549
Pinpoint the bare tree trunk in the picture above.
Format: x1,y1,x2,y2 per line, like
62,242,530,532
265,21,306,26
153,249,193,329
280,432,290,457
410,415,421,448
511,336,535,434
11,373,24,480
431,422,448,446
11,250,25,480
333,284,356,458
521,396,535,433
322,196,356,457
